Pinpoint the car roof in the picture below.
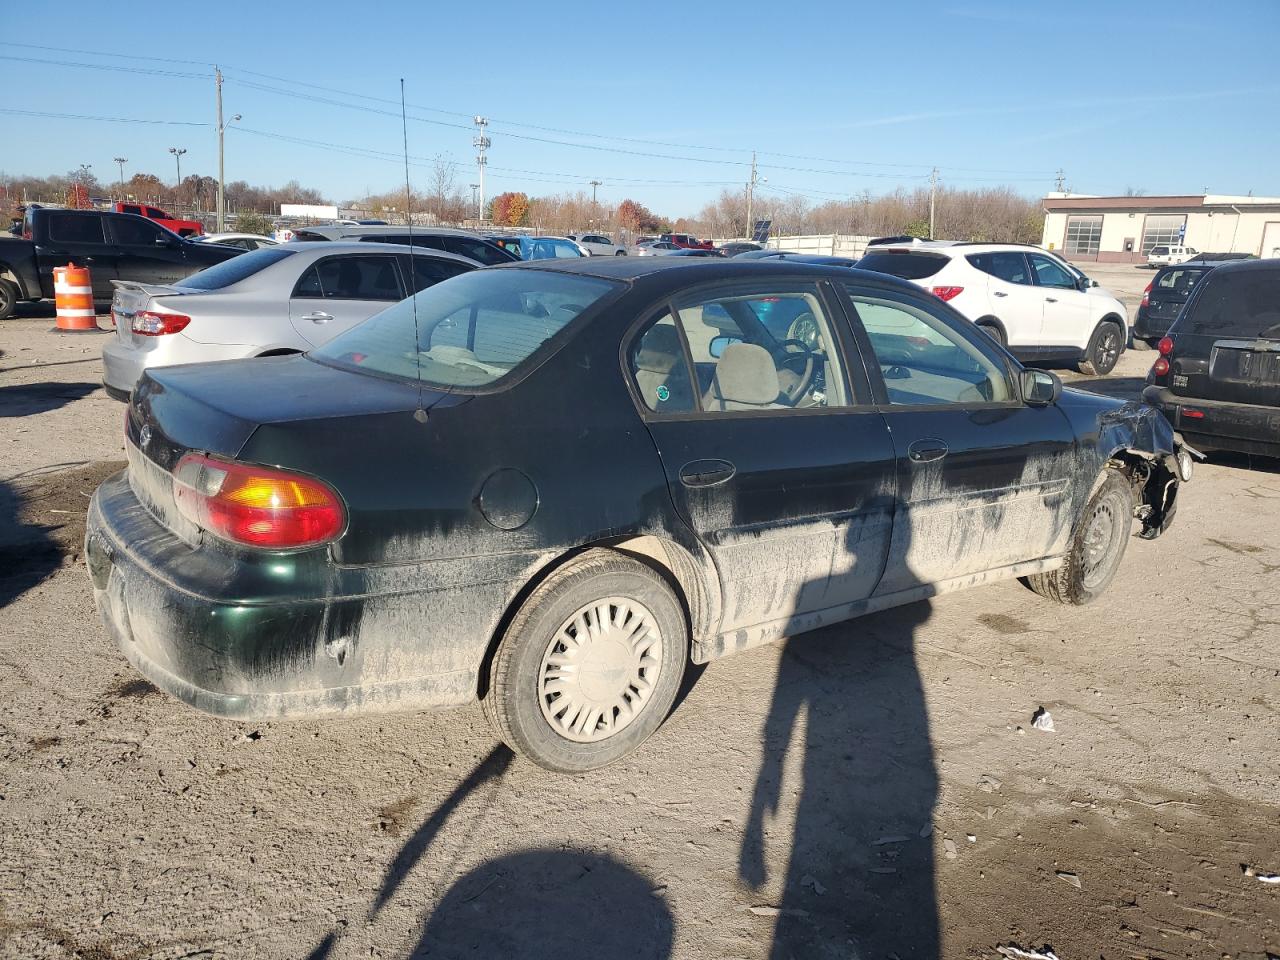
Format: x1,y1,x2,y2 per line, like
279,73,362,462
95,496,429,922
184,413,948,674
278,240,475,264
507,254,924,293
1197,257,1280,277
291,224,495,240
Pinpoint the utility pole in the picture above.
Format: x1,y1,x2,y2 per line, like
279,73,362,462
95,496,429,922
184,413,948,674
928,167,938,239
113,157,127,197
469,183,480,220
216,67,225,230
1054,168,1066,193
473,117,490,220
745,151,759,240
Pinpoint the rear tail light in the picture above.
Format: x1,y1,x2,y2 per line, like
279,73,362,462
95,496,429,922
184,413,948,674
1152,357,1170,377
1182,408,1205,419
931,286,964,302
172,453,345,549
1140,281,1152,307
132,310,191,336
1158,336,1174,355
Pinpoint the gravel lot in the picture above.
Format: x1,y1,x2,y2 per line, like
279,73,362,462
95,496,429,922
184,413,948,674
1,268,1277,960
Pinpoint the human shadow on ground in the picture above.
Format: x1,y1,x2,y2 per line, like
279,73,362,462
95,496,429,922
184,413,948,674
0,478,61,611
0,380,98,417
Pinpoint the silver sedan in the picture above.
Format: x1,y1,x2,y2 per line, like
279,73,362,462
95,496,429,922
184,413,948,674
101,242,475,399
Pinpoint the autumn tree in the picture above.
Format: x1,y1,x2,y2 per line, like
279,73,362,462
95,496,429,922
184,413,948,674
616,198,660,233
490,191,530,227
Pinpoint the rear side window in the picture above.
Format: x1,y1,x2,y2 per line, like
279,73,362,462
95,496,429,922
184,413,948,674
1184,268,1280,339
180,247,295,290
856,251,948,280
146,208,167,219
47,213,105,244
293,255,403,301
967,252,1030,285
443,236,516,265
122,204,142,215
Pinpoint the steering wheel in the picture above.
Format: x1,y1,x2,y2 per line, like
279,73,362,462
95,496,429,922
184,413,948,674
773,338,817,404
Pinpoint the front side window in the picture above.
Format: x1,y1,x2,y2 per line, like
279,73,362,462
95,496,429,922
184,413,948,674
146,208,167,219
444,236,514,265
294,255,402,301
122,204,142,215
661,286,849,412
845,288,1014,406
1028,254,1076,289
47,213,105,244
313,268,620,388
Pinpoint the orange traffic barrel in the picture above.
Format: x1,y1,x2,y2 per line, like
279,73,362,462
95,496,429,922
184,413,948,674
52,264,102,333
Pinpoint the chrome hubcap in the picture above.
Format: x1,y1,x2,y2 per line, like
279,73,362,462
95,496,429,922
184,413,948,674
538,598,663,743
1098,332,1119,369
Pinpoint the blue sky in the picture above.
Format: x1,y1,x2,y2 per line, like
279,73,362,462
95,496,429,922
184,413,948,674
3,0,1278,215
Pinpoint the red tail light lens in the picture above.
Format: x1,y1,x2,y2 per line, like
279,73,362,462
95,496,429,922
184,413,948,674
1140,281,1152,307
1182,408,1205,419
132,310,191,336
1158,336,1174,355
931,286,964,302
1152,357,1170,377
172,453,345,549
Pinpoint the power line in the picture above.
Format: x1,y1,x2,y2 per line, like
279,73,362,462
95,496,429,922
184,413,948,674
0,54,207,79
0,107,209,126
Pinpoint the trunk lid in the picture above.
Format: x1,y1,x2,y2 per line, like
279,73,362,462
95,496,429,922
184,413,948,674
126,355,465,541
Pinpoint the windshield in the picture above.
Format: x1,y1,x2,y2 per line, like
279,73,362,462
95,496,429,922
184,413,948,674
178,247,296,290
313,268,620,388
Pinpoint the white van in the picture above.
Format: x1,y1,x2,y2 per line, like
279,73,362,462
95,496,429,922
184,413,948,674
1147,244,1198,266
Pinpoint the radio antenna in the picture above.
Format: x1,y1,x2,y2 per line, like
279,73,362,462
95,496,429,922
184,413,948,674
401,78,426,422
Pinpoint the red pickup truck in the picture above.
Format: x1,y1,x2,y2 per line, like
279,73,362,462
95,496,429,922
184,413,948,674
113,202,204,237
660,232,714,250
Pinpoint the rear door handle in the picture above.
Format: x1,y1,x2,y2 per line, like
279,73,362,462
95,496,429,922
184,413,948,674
1045,297,1058,303
679,459,736,487
303,311,333,323
907,439,949,463
993,291,1008,297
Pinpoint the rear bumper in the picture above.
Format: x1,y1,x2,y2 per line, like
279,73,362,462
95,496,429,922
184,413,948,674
1131,309,1173,341
84,472,520,719
1141,384,1280,457
101,337,147,396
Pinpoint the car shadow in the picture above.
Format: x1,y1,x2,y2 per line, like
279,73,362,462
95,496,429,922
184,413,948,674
0,381,99,417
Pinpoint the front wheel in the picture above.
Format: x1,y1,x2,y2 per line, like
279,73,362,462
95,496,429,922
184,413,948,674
1079,321,1123,376
0,278,18,321
481,549,688,773
615,249,627,256
1024,469,1133,605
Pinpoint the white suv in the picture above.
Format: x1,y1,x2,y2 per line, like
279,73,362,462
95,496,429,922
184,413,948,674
567,233,626,256
1147,244,1198,266
856,242,1129,375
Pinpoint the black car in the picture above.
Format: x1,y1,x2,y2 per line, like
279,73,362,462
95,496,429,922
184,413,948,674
1143,258,1280,458
667,248,725,258
1133,260,1216,347
86,259,1189,773
720,241,762,257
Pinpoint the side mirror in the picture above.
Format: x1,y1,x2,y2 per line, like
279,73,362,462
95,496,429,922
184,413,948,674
1021,369,1061,407
1075,275,1090,292
708,334,743,359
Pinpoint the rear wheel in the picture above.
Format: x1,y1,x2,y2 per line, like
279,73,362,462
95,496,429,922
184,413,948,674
0,278,18,321
976,319,1006,347
1079,321,1123,376
1024,469,1132,605
481,549,688,773
615,249,626,256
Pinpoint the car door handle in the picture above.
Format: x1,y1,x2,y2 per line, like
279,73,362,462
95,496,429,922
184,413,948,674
679,459,736,487
1045,297,1058,303
303,311,333,323
993,291,1008,297
907,439,949,463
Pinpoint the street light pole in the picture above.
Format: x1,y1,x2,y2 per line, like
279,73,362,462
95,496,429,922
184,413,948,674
113,157,127,198
214,68,241,231
169,147,187,204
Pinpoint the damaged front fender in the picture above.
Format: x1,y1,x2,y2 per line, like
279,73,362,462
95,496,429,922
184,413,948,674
1096,399,1190,539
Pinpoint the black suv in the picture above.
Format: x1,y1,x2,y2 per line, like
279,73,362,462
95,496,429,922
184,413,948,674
1134,261,1215,348
1144,259,1280,458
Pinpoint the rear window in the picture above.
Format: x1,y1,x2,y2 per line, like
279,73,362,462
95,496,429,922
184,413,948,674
856,251,949,280
1183,268,1280,339
1155,266,1209,297
178,247,295,290
312,268,619,388
1150,246,1169,256
290,230,331,242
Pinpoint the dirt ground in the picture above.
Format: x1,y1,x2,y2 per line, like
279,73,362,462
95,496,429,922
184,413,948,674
1,274,1277,960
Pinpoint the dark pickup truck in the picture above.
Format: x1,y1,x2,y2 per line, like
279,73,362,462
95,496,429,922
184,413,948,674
0,207,242,320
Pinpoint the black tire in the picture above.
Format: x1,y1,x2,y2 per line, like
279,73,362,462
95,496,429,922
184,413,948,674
615,249,626,256
481,549,688,773
0,278,18,321
1079,321,1123,376
1128,335,1153,351
1024,469,1132,605
976,320,1006,347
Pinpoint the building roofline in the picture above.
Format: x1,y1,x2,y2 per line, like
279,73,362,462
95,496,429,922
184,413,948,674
1044,194,1280,211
